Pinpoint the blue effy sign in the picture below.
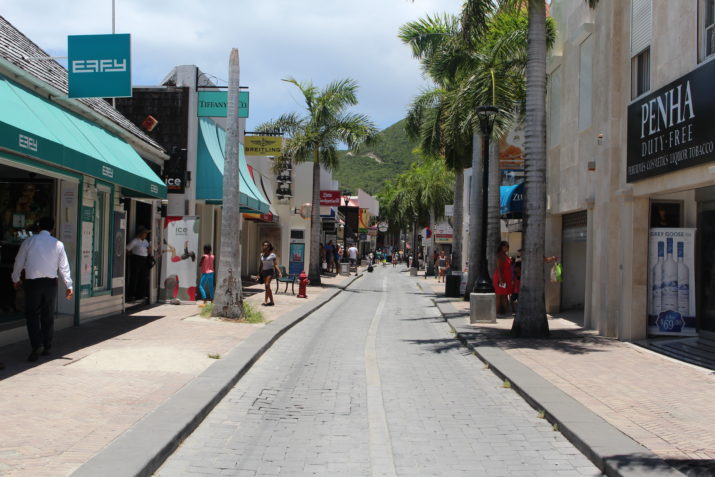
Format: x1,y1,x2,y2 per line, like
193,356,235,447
68,34,131,98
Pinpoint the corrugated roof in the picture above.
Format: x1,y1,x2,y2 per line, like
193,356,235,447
0,15,165,154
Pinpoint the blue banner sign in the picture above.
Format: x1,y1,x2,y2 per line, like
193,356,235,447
68,34,131,98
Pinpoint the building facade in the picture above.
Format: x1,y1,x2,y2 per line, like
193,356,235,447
547,0,715,340
0,17,167,345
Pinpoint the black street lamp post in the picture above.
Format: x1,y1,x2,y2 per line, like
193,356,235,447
473,105,499,294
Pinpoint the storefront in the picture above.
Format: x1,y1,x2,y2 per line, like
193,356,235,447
627,57,715,339
0,72,166,342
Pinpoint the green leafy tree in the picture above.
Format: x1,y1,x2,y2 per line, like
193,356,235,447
377,153,454,254
460,0,596,337
257,78,378,285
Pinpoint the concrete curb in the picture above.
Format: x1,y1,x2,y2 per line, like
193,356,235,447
71,274,363,477
431,297,684,477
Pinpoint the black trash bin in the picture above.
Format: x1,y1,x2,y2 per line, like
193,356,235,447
445,274,462,297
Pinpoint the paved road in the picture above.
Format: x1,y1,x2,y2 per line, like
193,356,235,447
156,267,601,476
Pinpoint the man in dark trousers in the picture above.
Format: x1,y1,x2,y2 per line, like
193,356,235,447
12,217,74,362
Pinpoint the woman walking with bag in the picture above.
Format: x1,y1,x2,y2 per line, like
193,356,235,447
259,241,281,306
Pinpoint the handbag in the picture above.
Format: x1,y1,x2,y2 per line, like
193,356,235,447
550,262,563,282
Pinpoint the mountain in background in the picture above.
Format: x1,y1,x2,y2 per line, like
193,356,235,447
333,119,418,196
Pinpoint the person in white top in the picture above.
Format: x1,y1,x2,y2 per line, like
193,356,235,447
126,226,150,300
12,217,73,362
347,244,359,275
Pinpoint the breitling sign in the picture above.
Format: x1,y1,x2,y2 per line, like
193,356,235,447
245,136,283,156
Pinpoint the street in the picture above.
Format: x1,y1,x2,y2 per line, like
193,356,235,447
156,268,601,476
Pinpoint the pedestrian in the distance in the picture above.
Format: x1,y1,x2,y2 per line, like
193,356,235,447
325,240,335,273
198,245,215,306
492,241,513,316
259,241,281,306
11,217,73,362
126,226,150,300
436,250,450,283
347,243,359,275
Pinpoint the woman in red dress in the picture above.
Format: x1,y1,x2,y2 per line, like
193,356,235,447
492,241,513,315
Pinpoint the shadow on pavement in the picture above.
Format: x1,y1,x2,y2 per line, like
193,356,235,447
458,326,611,356
665,458,715,476
604,453,712,476
0,309,165,380
403,337,466,354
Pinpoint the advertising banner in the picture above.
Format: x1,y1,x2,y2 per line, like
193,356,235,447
245,136,283,156
289,243,305,275
647,228,697,336
68,34,131,98
359,208,369,233
197,91,249,118
160,216,200,302
320,190,341,206
627,59,715,182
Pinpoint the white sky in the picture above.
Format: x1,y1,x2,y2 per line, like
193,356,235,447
2,0,462,131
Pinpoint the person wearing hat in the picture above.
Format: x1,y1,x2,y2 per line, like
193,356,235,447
12,217,73,362
127,226,150,301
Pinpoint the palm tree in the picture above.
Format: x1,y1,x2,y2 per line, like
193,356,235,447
377,153,454,258
460,0,596,337
400,14,474,275
213,49,244,318
257,78,378,285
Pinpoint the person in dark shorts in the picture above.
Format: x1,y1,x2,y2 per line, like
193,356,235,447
259,241,281,306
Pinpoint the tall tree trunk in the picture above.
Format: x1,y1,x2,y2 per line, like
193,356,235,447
451,167,464,271
465,131,484,299
512,0,549,338
487,139,501,277
308,156,322,285
213,48,243,318
426,209,435,276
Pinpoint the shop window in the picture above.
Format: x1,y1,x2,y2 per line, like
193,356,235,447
93,187,111,291
700,0,715,61
631,47,650,99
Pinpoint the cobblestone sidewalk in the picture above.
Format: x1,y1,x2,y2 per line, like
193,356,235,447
0,273,352,477
429,281,715,475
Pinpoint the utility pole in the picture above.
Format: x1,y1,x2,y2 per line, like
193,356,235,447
213,48,243,318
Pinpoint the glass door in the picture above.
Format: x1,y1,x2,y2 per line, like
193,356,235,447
697,201,715,333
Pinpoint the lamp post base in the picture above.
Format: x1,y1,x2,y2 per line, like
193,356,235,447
474,276,494,294
470,293,496,324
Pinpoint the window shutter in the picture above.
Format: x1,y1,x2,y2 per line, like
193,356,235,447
631,0,652,56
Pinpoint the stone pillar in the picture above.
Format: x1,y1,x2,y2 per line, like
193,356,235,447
470,293,496,323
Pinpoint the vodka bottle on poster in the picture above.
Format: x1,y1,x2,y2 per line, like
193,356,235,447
661,237,678,312
677,241,689,316
651,241,664,316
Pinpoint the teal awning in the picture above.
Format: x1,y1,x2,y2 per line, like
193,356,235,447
196,118,270,214
0,76,166,198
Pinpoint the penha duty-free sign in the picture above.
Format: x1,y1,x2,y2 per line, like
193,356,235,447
627,59,715,182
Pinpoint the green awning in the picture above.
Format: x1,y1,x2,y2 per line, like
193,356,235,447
196,118,270,214
0,76,166,198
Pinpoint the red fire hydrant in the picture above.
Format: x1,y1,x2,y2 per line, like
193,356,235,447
297,270,310,298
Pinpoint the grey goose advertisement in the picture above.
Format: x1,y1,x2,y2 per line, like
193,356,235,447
627,59,715,182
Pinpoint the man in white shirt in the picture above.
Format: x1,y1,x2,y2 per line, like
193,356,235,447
126,226,150,300
347,244,359,275
12,217,73,362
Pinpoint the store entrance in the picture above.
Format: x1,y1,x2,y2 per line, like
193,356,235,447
0,164,56,326
698,201,715,334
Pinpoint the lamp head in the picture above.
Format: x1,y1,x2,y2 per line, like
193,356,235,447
476,105,499,135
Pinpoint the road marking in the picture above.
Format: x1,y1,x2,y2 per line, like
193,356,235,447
365,275,397,477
